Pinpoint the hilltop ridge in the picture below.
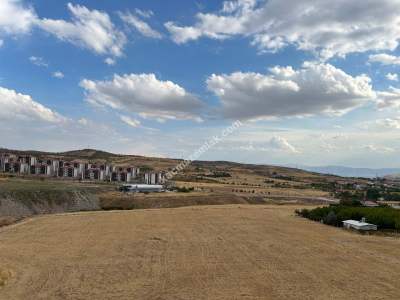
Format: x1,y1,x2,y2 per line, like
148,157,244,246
1,147,335,180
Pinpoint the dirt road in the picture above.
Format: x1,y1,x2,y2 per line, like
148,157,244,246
0,205,399,299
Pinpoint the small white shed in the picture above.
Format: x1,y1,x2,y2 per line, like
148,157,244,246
120,184,164,193
342,219,377,231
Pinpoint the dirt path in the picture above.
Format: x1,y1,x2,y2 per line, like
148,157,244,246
0,205,399,299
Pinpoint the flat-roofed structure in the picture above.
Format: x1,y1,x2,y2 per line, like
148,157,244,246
343,220,377,231
120,184,164,193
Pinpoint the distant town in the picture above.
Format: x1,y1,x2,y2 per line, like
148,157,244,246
0,152,165,185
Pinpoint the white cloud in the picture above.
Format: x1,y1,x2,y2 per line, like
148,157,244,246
377,87,400,109
38,3,126,57
359,118,400,130
77,118,88,126
80,73,204,122
377,118,400,129
166,0,256,44
166,0,400,59
120,115,141,128
369,53,400,65
0,0,37,36
119,11,162,39
135,9,154,19
104,57,116,65
52,71,64,79
29,56,48,67
240,136,300,154
222,0,257,14
0,86,65,123
386,73,398,81
207,62,375,120
137,112,202,123
164,22,202,44
364,144,395,153
267,136,300,153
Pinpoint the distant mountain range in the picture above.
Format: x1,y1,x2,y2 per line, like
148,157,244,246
299,165,400,178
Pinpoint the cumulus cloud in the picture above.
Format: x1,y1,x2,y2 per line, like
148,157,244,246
164,0,252,44
0,86,65,123
369,53,400,65
52,71,64,79
120,115,141,128
207,62,375,120
377,87,400,109
0,0,37,36
80,73,204,122
119,11,162,39
166,0,400,59
164,22,203,44
386,73,398,81
38,3,126,58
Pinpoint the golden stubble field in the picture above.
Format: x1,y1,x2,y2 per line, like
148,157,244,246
0,205,399,300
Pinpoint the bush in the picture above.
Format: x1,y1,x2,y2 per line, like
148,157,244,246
384,192,400,201
366,188,382,200
335,191,364,202
295,208,310,218
395,219,400,230
323,211,338,226
339,198,362,207
176,186,194,193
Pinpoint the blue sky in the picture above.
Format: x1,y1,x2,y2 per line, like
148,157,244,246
1,0,400,168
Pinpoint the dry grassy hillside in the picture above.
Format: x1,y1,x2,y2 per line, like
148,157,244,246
1,148,328,175
1,148,361,185
0,149,372,213
0,205,399,299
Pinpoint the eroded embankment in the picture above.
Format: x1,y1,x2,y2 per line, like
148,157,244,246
0,190,100,219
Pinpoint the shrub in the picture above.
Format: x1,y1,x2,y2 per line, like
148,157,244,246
295,208,310,218
395,219,400,230
323,211,338,226
340,198,362,207
176,186,194,193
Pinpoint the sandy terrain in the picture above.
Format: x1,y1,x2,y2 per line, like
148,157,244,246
0,205,399,299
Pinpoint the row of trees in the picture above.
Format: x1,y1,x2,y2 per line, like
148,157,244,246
296,205,400,230
335,188,400,202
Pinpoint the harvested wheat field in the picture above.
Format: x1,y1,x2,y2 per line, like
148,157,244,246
0,205,399,299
